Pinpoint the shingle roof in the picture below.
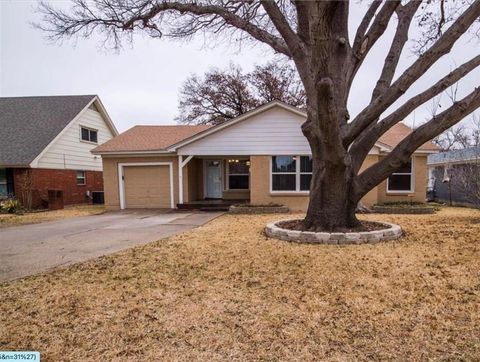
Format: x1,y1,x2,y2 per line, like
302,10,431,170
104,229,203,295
379,122,438,151
427,146,480,165
91,103,438,155
92,125,212,153
0,95,96,166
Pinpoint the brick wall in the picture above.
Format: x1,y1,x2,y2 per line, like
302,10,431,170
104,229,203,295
13,168,103,209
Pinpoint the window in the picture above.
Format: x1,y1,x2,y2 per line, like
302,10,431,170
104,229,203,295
76,170,86,185
0,168,7,196
228,159,250,189
300,156,313,191
271,156,313,192
387,159,413,192
80,127,98,143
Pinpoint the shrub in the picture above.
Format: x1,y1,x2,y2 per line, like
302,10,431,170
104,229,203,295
0,198,23,214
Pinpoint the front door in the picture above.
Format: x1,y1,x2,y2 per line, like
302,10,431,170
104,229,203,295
205,160,222,199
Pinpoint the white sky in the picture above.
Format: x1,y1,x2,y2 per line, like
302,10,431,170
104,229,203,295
1,0,479,133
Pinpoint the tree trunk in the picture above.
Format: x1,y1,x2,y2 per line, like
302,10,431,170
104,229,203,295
302,148,361,232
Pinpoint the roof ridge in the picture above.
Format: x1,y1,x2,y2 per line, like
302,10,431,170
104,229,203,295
0,95,96,99
131,124,211,128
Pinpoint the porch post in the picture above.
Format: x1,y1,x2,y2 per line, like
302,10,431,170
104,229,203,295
178,155,194,205
178,155,183,205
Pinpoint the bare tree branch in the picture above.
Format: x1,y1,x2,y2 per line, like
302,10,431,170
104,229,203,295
356,86,480,198
352,0,382,52
38,0,291,55
348,0,480,144
370,1,422,101
350,1,401,78
260,1,305,57
350,54,480,172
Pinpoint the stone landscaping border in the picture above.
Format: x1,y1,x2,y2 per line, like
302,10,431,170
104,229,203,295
229,205,289,214
265,219,403,244
372,205,435,214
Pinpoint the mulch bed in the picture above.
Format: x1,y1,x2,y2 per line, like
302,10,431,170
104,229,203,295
277,219,391,233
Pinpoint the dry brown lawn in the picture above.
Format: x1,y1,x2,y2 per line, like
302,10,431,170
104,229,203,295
1,207,479,361
0,205,105,228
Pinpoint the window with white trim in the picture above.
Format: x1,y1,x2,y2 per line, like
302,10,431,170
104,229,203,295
271,156,313,192
227,159,250,190
76,170,86,185
387,159,413,192
80,126,98,143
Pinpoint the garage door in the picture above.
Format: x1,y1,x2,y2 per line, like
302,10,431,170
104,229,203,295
123,165,171,208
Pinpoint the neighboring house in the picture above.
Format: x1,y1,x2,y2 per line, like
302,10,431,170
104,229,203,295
427,147,480,207
92,101,437,211
0,95,118,208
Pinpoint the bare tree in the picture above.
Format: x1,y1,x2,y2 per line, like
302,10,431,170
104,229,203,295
19,169,33,210
469,113,480,147
448,159,480,207
177,61,305,125
37,0,480,231
249,62,306,108
178,64,256,125
433,113,480,151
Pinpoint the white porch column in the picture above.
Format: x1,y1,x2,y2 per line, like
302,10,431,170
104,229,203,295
178,155,194,205
178,155,183,205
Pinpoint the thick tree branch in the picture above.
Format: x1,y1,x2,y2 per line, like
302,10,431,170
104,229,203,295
350,54,480,173
39,0,291,55
350,1,400,78
370,1,422,101
349,55,480,172
352,0,382,52
348,0,480,144
260,1,305,58
355,87,480,199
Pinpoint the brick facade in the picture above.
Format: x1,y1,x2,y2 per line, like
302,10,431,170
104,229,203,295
12,168,103,209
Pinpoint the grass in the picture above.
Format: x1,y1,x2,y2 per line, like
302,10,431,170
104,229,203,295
1,207,479,361
0,204,105,228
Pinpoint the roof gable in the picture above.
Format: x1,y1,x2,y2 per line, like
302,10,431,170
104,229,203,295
0,95,97,166
173,101,437,154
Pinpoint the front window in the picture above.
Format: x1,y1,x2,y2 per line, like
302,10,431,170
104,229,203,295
387,159,413,192
228,159,250,190
80,127,98,143
76,170,86,185
271,156,313,192
0,168,7,196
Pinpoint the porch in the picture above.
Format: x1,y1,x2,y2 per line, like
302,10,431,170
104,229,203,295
177,156,251,210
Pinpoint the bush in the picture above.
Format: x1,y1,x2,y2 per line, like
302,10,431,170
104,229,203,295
0,198,23,214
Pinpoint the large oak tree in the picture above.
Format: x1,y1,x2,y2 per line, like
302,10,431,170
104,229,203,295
38,0,480,231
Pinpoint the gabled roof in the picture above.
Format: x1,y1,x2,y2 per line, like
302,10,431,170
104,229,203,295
428,146,480,165
0,95,105,167
378,122,438,152
92,125,211,154
169,101,438,153
91,100,438,155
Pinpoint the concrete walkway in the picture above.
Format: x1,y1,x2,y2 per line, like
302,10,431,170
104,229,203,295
0,210,222,282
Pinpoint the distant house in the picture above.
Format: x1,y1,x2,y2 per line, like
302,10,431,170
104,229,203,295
427,147,480,207
92,101,437,211
0,95,118,208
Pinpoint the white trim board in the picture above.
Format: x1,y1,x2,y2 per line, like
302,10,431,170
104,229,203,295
117,162,174,209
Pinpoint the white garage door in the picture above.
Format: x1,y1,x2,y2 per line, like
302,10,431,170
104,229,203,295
123,165,172,209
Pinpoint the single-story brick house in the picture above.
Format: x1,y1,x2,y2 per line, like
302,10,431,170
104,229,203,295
0,95,118,208
92,101,437,211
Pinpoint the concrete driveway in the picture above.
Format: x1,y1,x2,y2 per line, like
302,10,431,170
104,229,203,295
0,210,222,282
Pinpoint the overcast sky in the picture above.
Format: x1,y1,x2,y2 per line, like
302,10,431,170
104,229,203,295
1,0,478,133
